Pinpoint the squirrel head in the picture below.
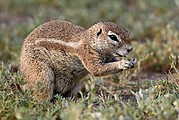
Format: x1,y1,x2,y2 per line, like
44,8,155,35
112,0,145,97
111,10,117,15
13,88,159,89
87,22,133,57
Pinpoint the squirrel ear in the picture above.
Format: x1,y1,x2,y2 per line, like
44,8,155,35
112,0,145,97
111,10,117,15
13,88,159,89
94,29,102,44
97,28,102,36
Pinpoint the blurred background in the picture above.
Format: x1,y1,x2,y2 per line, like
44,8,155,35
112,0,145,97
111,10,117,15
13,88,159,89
0,0,178,77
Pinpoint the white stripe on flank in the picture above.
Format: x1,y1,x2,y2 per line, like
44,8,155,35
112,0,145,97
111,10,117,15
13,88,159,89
35,38,82,48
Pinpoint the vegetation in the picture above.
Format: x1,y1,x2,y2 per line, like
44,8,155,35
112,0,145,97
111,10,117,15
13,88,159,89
0,0,178,119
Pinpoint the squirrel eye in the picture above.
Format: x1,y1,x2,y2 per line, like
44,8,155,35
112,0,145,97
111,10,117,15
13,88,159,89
108,35,119,42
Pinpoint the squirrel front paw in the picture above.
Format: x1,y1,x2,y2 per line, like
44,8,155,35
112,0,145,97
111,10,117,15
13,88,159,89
118,58,137,70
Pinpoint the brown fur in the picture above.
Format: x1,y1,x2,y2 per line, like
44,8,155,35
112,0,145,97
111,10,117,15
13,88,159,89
20,20,135,101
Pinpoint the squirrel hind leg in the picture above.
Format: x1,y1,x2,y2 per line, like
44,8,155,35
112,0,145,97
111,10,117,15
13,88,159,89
21,60,55,102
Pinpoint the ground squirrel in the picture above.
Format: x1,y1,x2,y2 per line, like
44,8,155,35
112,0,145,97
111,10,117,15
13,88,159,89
20,20,137,101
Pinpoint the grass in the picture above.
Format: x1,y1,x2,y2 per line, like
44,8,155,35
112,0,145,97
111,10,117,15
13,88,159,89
0,64,179,119
0,0,179,119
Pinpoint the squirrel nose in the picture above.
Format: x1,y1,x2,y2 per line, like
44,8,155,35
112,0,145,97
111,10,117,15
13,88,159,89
127,47,133,53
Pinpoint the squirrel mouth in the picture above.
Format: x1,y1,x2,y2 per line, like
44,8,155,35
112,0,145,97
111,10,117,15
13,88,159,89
115,52,126,57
